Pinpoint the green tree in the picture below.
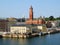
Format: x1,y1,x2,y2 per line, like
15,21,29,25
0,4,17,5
56,17,60,20
45,17,49,21
49,16,55,21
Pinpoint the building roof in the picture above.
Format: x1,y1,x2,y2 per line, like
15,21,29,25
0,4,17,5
11,23,45,27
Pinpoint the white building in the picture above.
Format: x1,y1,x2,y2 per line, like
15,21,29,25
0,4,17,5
10,24,32,34
10,24,48,34
37,24,48,33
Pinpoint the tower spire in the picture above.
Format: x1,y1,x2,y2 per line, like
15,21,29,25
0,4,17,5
29,6,33,20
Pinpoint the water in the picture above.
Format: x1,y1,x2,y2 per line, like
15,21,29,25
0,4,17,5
0,33,60,45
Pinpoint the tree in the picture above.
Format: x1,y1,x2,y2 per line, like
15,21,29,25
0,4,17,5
45,17,49,21
49,16,54,21
56,17,60,20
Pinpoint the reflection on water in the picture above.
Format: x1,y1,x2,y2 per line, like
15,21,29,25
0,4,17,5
0,33,60,45
1,38,29,45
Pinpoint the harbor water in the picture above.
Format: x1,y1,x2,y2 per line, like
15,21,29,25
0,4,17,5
0,33,60,45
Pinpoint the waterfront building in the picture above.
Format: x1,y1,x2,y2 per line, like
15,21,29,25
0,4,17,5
10,23,47,34
10,6,47,34
26,6,45,24
46,20,60,28
10,24,32,34
37,24,48,33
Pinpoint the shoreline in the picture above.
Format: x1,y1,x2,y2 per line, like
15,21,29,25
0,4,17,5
0,30,60,38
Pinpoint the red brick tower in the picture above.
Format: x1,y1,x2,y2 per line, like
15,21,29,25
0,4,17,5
29,6,33,20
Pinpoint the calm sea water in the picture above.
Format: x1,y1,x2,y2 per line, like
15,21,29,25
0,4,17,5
0,33,60,45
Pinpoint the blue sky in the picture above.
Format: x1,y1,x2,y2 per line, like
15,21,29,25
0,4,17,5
0,0,60,18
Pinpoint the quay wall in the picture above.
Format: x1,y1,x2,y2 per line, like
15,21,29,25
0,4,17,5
0,30,60,38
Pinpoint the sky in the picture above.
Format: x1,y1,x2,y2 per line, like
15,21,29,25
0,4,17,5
0,0,60,18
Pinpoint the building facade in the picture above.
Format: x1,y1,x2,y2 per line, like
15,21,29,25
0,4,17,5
10,24,47,34
26,6,45,24
10,24,32,34
0,19,8,32
37,24,48,33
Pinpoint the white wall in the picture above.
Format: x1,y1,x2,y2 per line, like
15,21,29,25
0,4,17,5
10,26,31,34
37,25,47,33
37,26,42,30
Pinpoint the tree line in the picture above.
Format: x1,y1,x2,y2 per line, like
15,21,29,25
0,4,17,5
45,16,60,21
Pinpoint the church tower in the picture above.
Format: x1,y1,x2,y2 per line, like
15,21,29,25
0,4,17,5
29,6,33,20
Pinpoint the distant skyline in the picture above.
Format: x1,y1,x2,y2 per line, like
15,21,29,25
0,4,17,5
0,0,60,18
